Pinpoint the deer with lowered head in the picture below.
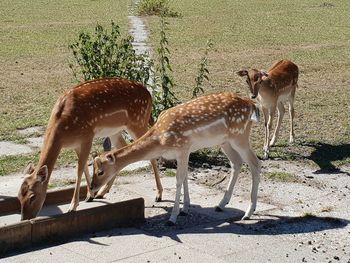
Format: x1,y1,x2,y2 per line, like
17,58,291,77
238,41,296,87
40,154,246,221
18,78,163,220
91,92,261,225
237,59,299,159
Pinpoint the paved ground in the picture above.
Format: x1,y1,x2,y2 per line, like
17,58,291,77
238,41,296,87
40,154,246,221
1,160,349,262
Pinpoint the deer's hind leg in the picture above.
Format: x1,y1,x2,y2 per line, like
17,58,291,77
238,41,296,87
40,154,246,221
288,86,296,144
230,138,261,220
69,139,93,212
216,142,243,211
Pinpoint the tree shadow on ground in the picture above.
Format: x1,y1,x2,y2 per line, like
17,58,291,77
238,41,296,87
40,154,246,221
301,142,350,175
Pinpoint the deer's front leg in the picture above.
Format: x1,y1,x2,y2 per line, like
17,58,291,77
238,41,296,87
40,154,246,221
270,102,285,147
261,107,269,159
95,132,126,199
180,176,190,215
167,155,189,225
84,163,95,202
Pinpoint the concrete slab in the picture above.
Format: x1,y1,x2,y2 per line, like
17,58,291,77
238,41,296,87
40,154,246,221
1,160,349,262
4,245,96,262
0,142,32,156
120,243,228,263
26,137,44,148
60,227,177,262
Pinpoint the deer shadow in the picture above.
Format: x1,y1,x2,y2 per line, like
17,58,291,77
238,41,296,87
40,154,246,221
301,142,350,175
136,205,349,242
3,204,349,258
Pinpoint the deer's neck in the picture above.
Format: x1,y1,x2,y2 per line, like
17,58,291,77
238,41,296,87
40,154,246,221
115,133,160,170
37,128,62,179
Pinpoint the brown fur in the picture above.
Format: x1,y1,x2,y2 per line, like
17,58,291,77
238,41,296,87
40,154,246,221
18,78,162,220
237,60,299,158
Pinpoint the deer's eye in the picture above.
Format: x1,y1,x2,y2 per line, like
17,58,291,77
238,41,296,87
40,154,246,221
29,194,36,204
97,170,104,176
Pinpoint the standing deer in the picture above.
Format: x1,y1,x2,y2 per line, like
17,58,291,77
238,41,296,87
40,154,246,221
237,59,299,159
90,92,261,225
18,78,163,220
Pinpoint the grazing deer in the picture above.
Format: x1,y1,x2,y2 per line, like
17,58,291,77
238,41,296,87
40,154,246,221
18,78,163,220
237,59,299,159
91,92,261,225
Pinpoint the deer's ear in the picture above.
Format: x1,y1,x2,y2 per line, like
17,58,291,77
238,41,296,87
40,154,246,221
91,151,99,159
237,70,248,77
36,165,48,183
106,153,115,164
260,71,269,80
24,162,35,175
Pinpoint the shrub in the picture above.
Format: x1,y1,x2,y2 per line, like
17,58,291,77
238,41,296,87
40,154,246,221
137,0,181,17
68,21,152,85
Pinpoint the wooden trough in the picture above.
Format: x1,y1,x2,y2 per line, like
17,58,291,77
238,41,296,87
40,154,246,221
0,186,144,255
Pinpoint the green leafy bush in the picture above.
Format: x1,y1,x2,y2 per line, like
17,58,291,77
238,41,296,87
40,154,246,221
68,22,152,85
137,0,181,17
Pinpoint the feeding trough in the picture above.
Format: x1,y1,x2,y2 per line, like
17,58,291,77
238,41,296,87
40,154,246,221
0,186,144,255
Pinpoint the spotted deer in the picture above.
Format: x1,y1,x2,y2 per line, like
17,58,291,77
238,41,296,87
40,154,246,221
91,92,261,225
237,59,299,159
18,78,163,220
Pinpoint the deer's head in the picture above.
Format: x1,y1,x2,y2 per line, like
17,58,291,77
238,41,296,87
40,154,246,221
91,153,118,194
18,163,48,220
237,69,268,99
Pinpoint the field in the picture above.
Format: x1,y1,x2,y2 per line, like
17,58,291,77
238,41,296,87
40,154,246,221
144,0,350,168
0,0,349,175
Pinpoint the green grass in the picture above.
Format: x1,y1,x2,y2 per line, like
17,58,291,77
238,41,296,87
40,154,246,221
1,0,350,175
0,0,131,141
0,154,39,176
0,0,131,174
263,171,297,182
143,0,350,170
164,169,176,177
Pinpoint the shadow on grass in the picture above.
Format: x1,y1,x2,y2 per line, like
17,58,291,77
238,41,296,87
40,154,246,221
301,142,350,175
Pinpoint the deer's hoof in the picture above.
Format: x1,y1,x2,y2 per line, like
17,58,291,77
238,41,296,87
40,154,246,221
179,211,188,216
94,195,105,200
165,220,176,226
155,196,162,202
85,196,94,202
215,206,223,212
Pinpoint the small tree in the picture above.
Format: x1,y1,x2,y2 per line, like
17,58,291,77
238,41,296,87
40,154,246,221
192,39,213,98
68,21,152,85
151,15,180,120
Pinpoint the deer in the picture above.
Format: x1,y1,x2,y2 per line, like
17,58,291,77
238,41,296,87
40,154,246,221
90,92,261,225
17,78,163,220
237,59,299,159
